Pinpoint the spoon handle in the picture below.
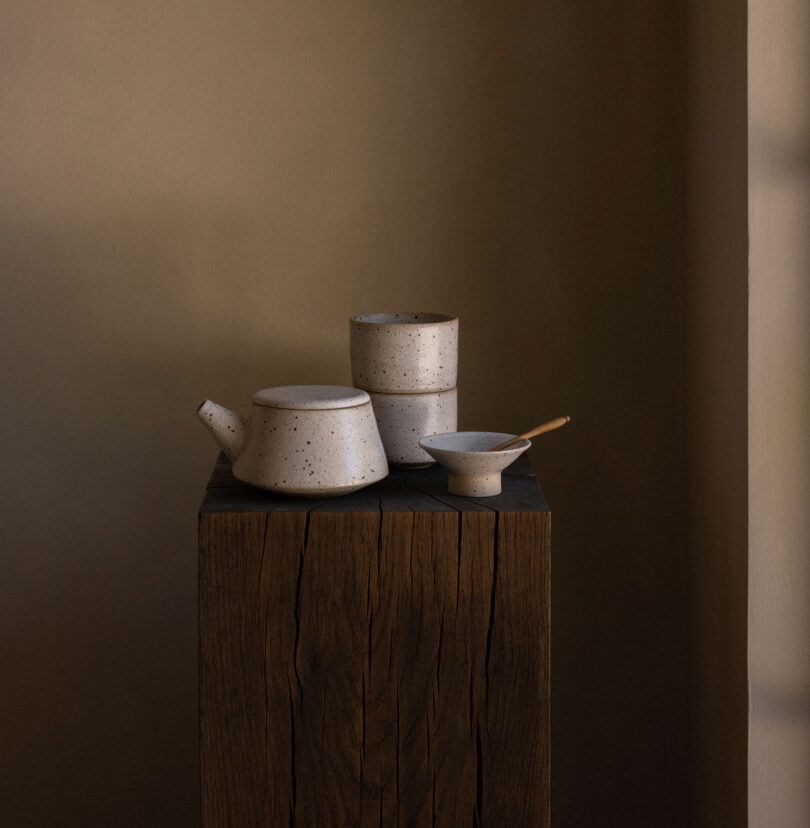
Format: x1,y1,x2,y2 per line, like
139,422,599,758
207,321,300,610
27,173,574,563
489,416,571,451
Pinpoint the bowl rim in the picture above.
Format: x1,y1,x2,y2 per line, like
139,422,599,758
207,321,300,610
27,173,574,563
419,431,531,456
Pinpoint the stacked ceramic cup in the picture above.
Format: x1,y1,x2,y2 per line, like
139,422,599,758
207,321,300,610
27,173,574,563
350,312,458,467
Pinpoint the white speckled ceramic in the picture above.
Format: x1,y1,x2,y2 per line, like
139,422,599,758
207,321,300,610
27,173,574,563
197,386,388,496
350,312,458,393
369,388,458,467
418,432,531,497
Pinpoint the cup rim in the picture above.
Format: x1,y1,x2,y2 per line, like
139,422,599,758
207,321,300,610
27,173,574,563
351,312,457,327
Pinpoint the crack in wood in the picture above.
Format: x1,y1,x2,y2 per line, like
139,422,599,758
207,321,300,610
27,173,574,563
379,772,384,826
395,689,401,812
456,512,463,614
367,607,374,675
399,477,460,512
426,701,431,768
376,496,384,571
292,513,307,701
401,477,501,516
288,683,296,826
259,515,270,803
475,720,484,826
484,512,499,707
426,704,434,827
468,669,475,736
360,670,366,810
435,612,444,695
307,494,349,513
409,521,415,593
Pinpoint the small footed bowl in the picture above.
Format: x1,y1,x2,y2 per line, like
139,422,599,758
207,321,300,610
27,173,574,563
418,432,531,497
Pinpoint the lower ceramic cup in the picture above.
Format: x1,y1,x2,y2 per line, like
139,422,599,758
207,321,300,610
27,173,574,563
368,388,457,467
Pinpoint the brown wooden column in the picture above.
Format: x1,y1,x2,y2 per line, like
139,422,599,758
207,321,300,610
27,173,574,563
199,454,550,826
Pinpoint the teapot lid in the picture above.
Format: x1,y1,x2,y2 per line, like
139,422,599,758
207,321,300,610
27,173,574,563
253,385,370,411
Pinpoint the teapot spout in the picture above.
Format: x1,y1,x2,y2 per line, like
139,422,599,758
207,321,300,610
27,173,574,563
197,400,248,463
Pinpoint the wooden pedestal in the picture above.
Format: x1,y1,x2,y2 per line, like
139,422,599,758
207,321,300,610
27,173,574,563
199,454,550,826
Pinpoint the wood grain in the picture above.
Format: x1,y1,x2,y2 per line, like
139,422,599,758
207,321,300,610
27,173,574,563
199,456,550,826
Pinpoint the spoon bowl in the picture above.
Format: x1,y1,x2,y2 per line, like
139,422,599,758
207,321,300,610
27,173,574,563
419,431,531,497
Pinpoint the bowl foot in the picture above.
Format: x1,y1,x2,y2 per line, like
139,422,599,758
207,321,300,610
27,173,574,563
448,472,501,497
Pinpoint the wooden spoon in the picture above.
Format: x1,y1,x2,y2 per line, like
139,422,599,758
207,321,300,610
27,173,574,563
488,416,571,451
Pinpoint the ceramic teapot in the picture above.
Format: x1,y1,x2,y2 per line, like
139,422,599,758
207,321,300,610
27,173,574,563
197,385,388,496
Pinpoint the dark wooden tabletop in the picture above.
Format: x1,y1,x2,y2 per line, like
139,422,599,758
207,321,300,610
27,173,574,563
200,452,549,514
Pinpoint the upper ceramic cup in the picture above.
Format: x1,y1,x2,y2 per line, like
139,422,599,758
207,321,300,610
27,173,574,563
350,312,458,393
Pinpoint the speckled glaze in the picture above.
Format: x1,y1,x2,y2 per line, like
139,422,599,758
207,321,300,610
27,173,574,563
196,400,248,463
418,431,531,497
197,386,388,496
350,312,458,393
369,388,457,467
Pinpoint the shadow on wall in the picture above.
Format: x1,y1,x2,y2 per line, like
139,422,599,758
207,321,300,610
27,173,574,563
490,3,693,826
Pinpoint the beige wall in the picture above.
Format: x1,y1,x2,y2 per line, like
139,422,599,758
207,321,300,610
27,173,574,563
2,2,692,824
748,0,810,824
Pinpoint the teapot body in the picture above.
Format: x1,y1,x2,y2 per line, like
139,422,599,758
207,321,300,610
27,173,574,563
233,392,388,496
